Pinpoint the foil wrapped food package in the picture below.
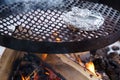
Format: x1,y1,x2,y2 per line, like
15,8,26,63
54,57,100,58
62,7,105,31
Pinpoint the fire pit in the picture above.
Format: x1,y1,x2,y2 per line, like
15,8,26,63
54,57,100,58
0,0,120,80
0,41,120,80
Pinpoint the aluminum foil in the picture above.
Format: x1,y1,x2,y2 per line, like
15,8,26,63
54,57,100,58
62,7,105,31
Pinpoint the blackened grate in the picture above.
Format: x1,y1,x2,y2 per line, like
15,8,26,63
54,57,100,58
0,0,120,53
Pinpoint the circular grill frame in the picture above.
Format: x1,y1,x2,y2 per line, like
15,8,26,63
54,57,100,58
0,1,120,53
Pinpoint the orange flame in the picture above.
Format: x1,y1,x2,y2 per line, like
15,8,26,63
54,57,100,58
41,54,48,61
21,75,26,80
56,38,61,42
21,75,30,80
53,32,58,36
85,61,96,75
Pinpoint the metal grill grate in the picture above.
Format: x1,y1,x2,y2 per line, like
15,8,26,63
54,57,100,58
0,0,120,53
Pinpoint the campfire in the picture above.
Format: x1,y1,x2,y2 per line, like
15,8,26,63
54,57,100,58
8,50,104,80
0,0,120,80
64,53,102,80
9,52,102,80
10,53,65,80
0,41,119,80
85,61,96,75
47,55,99,79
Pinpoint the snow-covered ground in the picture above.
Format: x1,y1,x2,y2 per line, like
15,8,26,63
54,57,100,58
108,41,120,54
0,46,6,59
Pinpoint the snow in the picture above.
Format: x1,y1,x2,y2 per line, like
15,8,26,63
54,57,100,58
108,41,120,54
0,46,6,59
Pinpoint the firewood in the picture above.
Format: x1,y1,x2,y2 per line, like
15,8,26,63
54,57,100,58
45,54,102,80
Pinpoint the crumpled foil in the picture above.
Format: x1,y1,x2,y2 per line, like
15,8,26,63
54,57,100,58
62,7,105,31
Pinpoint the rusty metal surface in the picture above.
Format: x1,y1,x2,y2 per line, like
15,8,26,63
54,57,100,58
0,0,120,53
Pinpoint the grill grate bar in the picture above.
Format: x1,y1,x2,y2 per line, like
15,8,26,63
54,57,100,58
102,5,109,15
0,1,120,53
0,1,120,42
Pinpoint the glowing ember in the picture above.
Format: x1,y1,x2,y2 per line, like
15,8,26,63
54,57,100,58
56,38,61,42
33,72,39,80
21,75,30,80
53,32,58,36
41,54,48,61
45,72,50,75
85,61,96,75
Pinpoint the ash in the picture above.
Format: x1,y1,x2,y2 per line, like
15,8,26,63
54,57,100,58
62,7,105,31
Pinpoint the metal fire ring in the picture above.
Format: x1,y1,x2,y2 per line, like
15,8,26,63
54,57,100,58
0,0,120,53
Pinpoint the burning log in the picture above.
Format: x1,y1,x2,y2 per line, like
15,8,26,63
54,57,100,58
10,53,65,80
45,54,102,80
85,61,96,75
59,52,107,80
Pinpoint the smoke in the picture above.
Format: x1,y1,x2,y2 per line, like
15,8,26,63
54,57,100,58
4,0,39,4
3,0,65,12
4,0,64,8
